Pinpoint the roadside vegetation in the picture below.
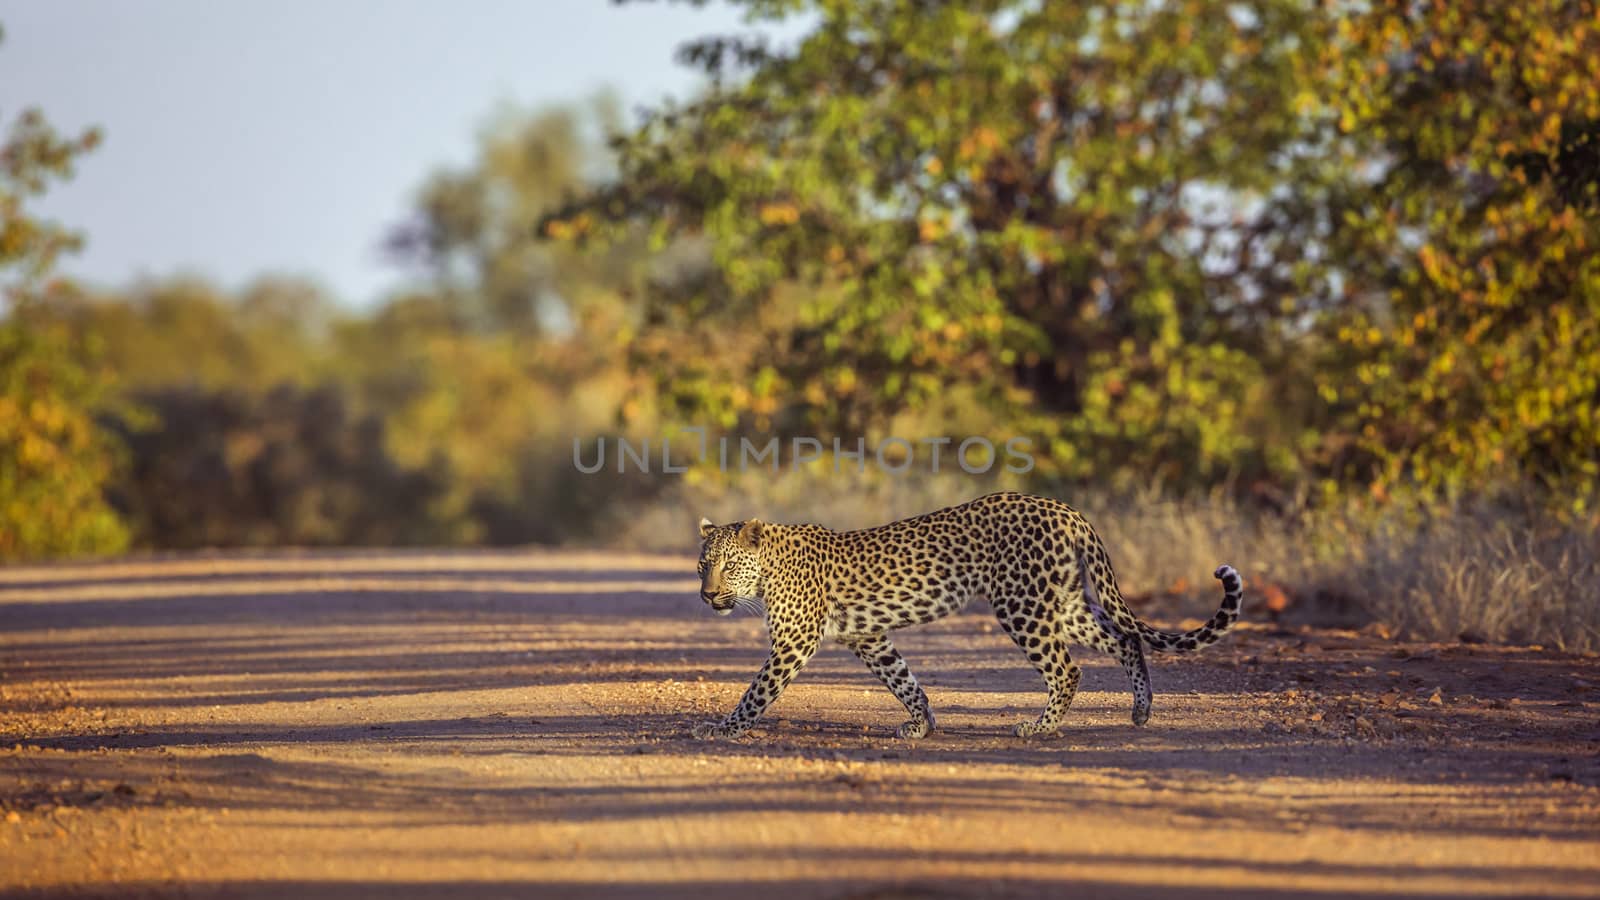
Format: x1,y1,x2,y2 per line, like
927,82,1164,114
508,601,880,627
2,5,1597,648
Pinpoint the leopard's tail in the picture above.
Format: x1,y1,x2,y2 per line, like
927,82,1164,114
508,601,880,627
1133,564,1243,652
1080,548,1243,653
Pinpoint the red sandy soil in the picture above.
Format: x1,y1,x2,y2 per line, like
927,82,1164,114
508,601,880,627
1,551,1597,899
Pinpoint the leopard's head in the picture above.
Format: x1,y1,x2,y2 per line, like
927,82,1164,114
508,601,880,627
695,518,764,616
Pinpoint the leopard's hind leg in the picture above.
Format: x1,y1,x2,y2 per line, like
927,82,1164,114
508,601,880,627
1070,595,1154,726
1108,633,1153,726
991,593,1081,737
1069,544,1158,726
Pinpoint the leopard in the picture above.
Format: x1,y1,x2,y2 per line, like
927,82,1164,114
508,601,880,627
691,490,1243,740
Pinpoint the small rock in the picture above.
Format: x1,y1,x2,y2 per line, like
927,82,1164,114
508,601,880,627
1427,689,1444,706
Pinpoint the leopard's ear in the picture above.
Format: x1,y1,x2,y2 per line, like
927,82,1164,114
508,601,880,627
698,517,715,540
738,519,765,548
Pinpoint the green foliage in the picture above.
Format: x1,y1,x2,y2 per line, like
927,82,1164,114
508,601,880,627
556,0,1335,491
50,276,335,391
0,110,100,296
37,104,664,550
1317,0,1600,504
0,319,129,559
550,0,1600,506
329,292,632,545
0,83,129,560
9,2,1600,561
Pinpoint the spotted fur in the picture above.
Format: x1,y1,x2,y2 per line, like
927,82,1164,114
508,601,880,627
692,491,1243,739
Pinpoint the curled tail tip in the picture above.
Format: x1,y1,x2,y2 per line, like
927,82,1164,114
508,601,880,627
1140,564,1242,653
1214,565,1243,600
1214,564,1243,616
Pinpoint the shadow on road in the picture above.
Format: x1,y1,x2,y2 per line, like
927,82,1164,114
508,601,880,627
3,551,1598,897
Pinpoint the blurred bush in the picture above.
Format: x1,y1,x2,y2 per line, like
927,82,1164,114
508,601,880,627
0,318,129,560
1,97,129,561
109,384,462,549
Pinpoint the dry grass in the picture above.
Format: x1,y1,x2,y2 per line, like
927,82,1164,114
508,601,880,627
1303,501,1600,652
589,470,1600,653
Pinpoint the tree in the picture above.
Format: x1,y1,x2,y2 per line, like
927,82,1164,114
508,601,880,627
0,53,129,560
1318,0,1600,502
42,275,336,392
387,96,647,335
552,0,1333,491
371,99,669,542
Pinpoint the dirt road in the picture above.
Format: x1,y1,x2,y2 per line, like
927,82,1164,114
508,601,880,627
2,551,1598,898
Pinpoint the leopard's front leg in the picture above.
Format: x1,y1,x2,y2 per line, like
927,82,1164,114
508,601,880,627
693,620,822,739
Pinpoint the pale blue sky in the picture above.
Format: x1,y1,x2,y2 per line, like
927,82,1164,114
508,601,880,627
0,1,789,306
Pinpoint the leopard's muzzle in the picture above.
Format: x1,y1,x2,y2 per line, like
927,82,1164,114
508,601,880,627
702,589,735,616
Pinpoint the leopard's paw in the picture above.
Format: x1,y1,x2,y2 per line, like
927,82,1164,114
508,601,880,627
895,718,931,740
691,720,738,740
1013,719,1060,739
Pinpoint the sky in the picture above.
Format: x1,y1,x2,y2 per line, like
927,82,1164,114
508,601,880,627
0,1,790,306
